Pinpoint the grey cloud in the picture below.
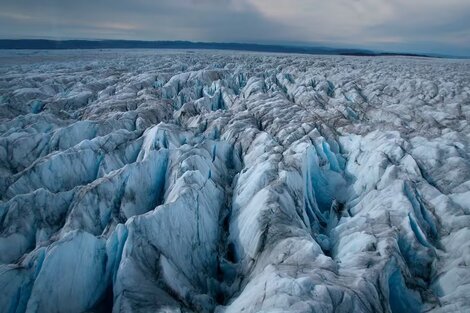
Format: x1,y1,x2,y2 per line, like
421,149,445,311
0,0,291,42
0,0,469,56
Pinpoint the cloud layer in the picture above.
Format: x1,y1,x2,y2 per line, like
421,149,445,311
1,0,469,55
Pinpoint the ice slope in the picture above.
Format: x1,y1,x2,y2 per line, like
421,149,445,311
0,50,469,313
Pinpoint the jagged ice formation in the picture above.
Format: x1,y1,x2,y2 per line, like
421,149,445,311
0,50,469,313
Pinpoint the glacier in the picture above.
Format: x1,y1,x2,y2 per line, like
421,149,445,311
0,49,469,313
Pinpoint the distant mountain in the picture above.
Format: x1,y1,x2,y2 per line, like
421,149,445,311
0,39,433,57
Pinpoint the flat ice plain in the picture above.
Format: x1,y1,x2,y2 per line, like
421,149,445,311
0,49,469,313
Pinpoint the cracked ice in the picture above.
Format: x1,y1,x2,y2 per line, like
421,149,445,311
0,50,469,313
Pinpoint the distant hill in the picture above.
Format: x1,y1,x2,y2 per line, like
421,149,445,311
0,39,433,58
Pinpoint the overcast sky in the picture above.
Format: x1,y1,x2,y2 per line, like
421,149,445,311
1,0,469,56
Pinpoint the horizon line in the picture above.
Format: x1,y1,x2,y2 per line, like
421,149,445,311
0,38,468,59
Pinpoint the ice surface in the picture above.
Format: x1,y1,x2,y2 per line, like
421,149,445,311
0,50,469,312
